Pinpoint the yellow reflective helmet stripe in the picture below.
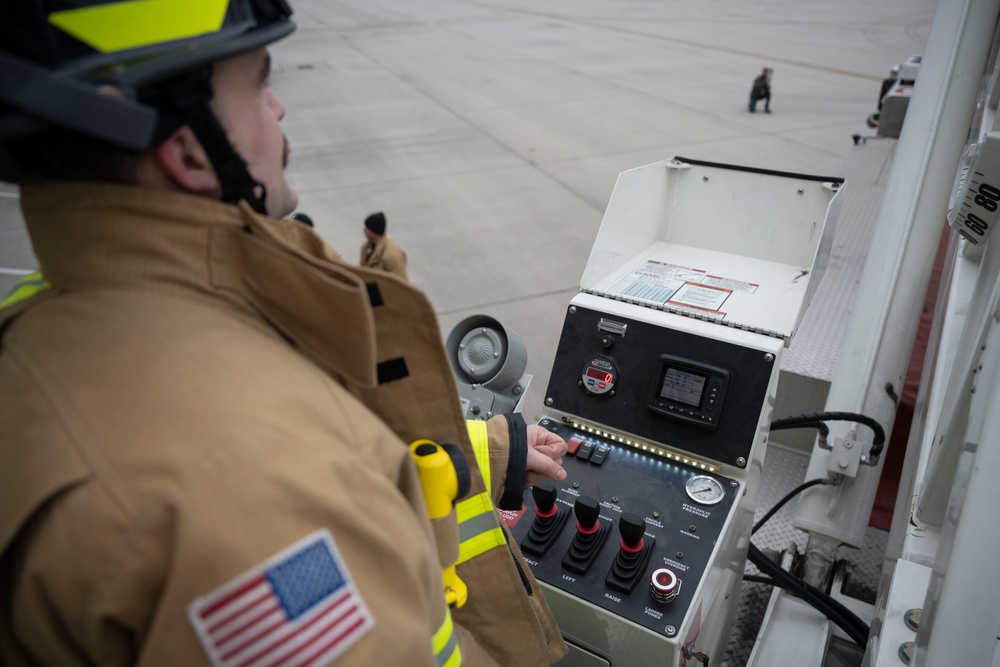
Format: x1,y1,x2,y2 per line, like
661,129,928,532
455,492,505,564
0,271,50,310
432,607,462,667
49,0,229,54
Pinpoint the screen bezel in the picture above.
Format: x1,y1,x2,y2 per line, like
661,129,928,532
648,354,731,429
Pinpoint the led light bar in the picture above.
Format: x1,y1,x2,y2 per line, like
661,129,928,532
565,418,720,474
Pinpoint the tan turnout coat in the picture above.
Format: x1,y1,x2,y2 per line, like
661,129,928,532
359,235,408,281
0,183,566,667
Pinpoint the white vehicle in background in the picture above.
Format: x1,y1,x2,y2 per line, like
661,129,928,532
865,55,921,138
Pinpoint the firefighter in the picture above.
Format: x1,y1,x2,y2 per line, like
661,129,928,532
0,2,568,666
360,211,409,281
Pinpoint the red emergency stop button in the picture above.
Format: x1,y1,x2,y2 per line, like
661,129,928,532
650,567,680,603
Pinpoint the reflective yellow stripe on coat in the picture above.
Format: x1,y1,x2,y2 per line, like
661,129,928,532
456,421,506,563
433,608,461,667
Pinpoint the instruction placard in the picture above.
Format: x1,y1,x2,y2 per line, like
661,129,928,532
667,282,731,313
609,261,705,304
604,261,754,319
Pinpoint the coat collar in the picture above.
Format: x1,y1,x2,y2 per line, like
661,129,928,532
19,181,478,502
20,182,381,388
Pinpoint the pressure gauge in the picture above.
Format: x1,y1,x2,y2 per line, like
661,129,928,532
685,475,725,505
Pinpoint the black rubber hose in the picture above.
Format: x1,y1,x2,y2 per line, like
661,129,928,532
748,543,870,647
770,411,886,458
769,419,829,439
752,478,830,534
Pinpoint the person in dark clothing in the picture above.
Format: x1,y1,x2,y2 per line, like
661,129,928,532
749,67,773,113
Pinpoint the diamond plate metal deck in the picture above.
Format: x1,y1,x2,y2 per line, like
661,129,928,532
782,139,898,383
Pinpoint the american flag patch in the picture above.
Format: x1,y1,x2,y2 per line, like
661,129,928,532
187,530,374,667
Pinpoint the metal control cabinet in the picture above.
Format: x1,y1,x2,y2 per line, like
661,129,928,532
515,296,783,666
517,158,843,666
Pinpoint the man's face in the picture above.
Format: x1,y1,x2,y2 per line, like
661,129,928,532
210,49,298,218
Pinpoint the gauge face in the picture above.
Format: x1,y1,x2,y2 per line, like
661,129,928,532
581,356,617,395
685,475,725,505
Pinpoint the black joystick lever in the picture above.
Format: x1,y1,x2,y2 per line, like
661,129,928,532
574,496,601,533
562,495,609,575
606,512,655,594
618,512,646,551
533,480,558,518
520,480,570,557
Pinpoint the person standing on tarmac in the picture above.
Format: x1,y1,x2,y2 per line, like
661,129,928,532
359,211,409,281
749,67,773,113
0,3,569,667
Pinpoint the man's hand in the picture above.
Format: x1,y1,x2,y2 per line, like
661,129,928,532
525,424,567,486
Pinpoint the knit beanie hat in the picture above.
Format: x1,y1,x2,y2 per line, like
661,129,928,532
365,212,386,236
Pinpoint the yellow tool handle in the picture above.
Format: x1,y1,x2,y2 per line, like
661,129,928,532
409,439,459,519
410,439,468,608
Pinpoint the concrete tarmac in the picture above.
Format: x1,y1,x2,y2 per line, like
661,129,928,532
272,0,936,422
0,0,935,421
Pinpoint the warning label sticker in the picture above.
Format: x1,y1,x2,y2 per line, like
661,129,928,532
499,507,527,528
701,275,758,294
667,282,731,313
601,261,757,321
608,261,705,304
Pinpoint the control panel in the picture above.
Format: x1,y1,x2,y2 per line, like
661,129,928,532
520,158,838,665
543,303,776,468
525,296,783,664
504,420,739,637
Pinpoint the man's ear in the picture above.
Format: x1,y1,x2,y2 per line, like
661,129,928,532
152,126,221,195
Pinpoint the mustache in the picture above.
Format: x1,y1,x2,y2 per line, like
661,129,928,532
282,135,290,168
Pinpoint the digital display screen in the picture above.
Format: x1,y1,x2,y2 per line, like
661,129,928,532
586,367,613,383
659,367,706,407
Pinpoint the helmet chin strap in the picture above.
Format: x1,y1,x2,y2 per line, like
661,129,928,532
160,67,268,215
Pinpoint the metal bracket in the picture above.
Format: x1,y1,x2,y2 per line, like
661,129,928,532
826,430,862,478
